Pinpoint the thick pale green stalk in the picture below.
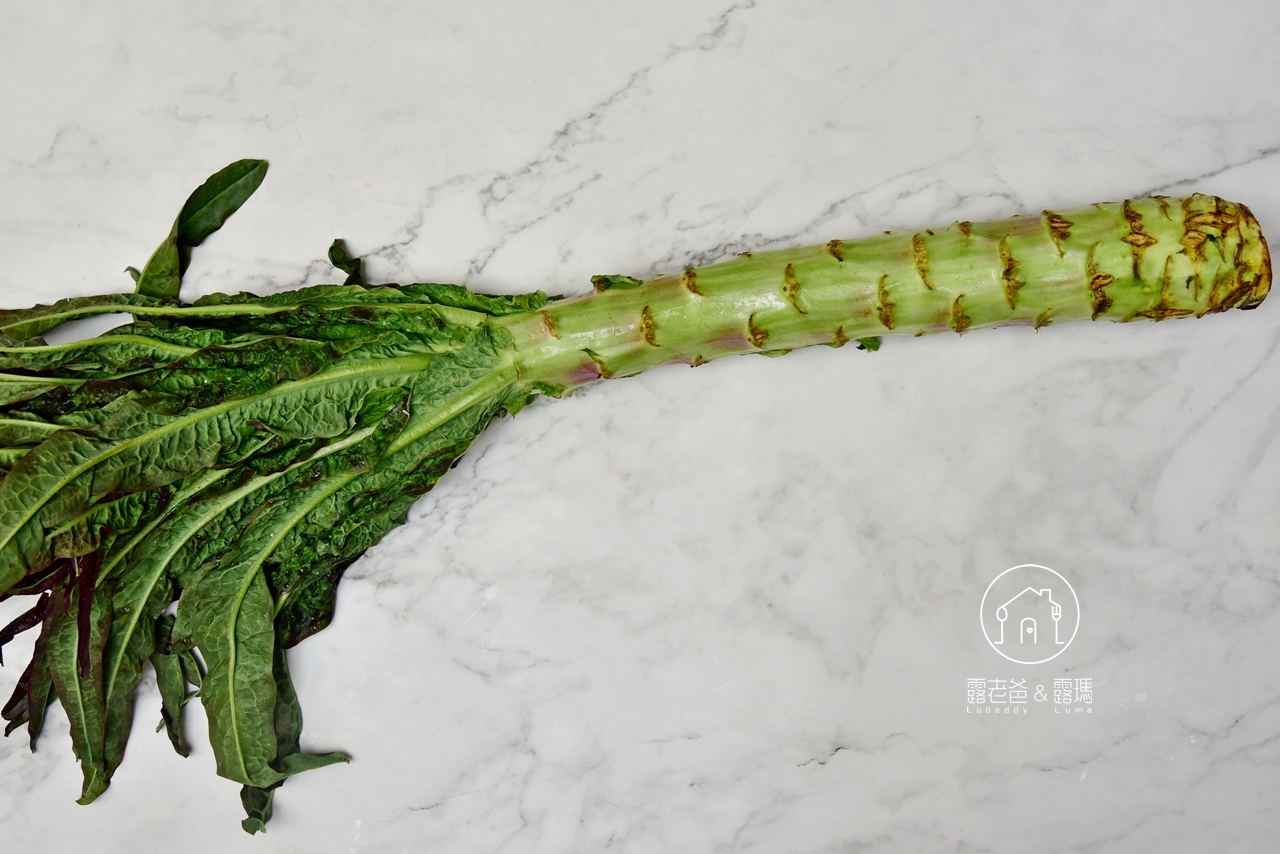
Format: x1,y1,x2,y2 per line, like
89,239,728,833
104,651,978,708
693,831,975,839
497,195,1270,390
0,173,1271,835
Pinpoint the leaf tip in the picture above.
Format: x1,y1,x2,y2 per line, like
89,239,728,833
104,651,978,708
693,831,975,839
241,817,269,835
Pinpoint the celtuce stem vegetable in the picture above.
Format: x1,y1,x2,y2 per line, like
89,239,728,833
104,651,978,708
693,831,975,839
0,161,1271,832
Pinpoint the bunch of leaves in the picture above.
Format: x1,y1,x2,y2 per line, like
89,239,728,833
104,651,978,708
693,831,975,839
0,161,549,832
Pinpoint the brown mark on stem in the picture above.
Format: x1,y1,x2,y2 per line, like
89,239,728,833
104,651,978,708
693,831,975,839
1086,245,1115,319
999,237,1025,310
1034,308,1053,329
1044,210,1073,256
1204,264,1228,313
832,325,849,348
827,240,844,262
583,350,614,379
950,295,972,334
1132,255,1194,321
1180,196,1240,299
1210,275,1258,313
747,313,769,348
1204,255,1259,314
692,354,708,367
681,266,703,295
1232,216,1247,273
1179,198,1208,293
1232,217,1246,272
1156,196,1172,221
958,221,972,237
912,233,934,290
1215,203,1270,311
539,310,560,339
1122,200,1158,279
783,263,806,314
875,274,895,330
640,306,659,346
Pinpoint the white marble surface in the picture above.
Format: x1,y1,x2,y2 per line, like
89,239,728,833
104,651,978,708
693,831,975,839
2,1,1279,851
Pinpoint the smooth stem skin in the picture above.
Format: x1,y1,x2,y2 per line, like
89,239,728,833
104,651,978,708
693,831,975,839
496,194,1271,392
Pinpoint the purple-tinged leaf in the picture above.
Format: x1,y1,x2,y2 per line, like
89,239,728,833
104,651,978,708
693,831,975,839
0,591,50,666
74,553,102,679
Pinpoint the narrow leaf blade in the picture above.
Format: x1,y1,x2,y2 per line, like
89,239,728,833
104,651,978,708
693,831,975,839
135,160,268,300
150,614,189,757
175,160,269,259
45,582,112,803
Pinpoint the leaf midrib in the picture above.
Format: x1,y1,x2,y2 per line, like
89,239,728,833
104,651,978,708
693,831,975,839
221,470,357,785
101,424,382,703
2,299,491,339
217,365,518,781
0,335,198,358
0,352,435,572
56,600,102,777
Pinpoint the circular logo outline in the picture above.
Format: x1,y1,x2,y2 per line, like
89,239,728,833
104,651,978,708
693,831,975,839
980,564,1079,665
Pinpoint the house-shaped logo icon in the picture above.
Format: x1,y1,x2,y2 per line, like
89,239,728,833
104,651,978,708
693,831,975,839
993,587,1065,647
980,565,1080,665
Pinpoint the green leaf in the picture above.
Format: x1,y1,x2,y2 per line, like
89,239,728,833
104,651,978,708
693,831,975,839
271,391,501,645
137,336,356,415
150,614,189,757
0,416,60,447
2,666,30,737
239,782,280,834
180,649,204,690
0,350,435,597
182,472,354,789
97,468,230,583
174,160,270,255
97,463,317,782
0,333,198,378
96,418,397,761
141,412,399,789
0,373,81,408
183,554,283,788
0,202,549,826
50,486,171,561
0,445,36,473
398,282,552,316
45,582,112,803
0,635,51,743
26,631,54,751
100,549,175,782
0,293,166,342
238,644,348,834
135,160,269,301
327,239,364,286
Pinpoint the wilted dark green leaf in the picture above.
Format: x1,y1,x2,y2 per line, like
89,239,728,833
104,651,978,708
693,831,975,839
327,239,364,286
150,614,189,757
45,582,112,803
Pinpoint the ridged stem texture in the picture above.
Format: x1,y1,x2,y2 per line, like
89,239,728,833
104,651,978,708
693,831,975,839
497,194,1270,390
